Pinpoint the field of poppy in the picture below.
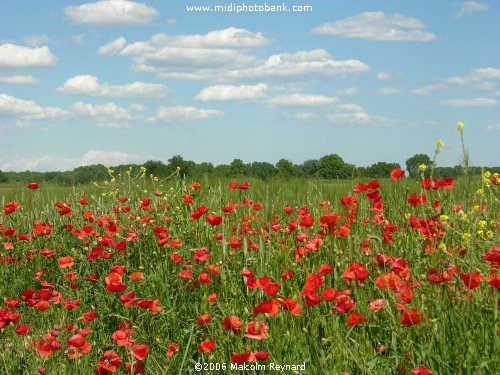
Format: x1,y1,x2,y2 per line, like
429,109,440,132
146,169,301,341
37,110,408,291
0,155,499,374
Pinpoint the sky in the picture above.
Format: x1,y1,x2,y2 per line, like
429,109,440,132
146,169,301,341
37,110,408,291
0,0,499,172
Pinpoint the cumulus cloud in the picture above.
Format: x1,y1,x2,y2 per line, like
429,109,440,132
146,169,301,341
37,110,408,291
98,37,127,55
108,29,367,82
64,0,158,26
312,12,437,41
155,105,223,123
71,34,86,44
22,34,53,47
456,1,489,18
0,43,57,69
0,93,71,120
0,75,39,85
71,101,141,126
336,87,360,96
270,93,338,106
196,83,268,102
0,150,142,172
376,72,401,81
410,83,448,95
439,98,497,107
486,123,500,130
58,74,169,98
289,112,318,121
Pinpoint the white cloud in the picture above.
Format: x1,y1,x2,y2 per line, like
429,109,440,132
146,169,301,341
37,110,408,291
0,75,39,85
410,83,448,95
155,105,223,122
0,150,142,172
0,93,71,120
64,0,158,26
71,101,140,126
111,30,366,82
58,74,169,98
270,93,338,106
71,34,85,44
377,87,401,95
290,112,318,121
439,98,497,107
22,34,53,47
0,120,32,131
336,87,360,96
456,1,489,18
377,72,401,81
196,83,268,102
0,43,57,69
167,18,177,25
327,111,395,126
312,12,437,41
486,123,500,130
98,36,127,55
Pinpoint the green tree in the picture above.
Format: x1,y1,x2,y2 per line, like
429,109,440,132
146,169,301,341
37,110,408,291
276,159,297,177
142,160,168,177
230,159,248,176
249,162,277,179
365,162,401,178
0,170,8,183
299,159,319,177
318,154,350,179
406,154,431,178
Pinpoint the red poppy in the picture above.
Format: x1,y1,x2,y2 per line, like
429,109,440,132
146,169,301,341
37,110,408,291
15,324,30,335
239,182,251,190
347,312,367,327
390,168,405,181
82,311,98,323
482,246,500,267
411,365,434,375
369,299,388,311
401,308,426,326
342,263,369,284
244,321,269,340
165,343,180,357
58,256,74,268
198,339,215,353
459,272,483,289
206,215,223,226
222,316,243,334
27,183,39,190
105,272,126,293
190,182,201,190
98,350,122,372
132,344,149,360
407,193,427,207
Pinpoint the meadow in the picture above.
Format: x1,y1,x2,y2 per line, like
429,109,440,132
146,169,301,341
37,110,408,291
0,166,498,374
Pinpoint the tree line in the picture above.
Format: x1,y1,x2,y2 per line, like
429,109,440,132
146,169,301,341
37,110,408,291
0,153,498,186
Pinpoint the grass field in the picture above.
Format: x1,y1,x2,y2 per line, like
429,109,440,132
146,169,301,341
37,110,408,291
0,171,498,374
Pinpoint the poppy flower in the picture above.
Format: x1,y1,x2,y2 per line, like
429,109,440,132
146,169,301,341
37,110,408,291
401,308,426,326
196,313,211,326
27,183,39,190
342,263,369,284
15,324,30,335
369,299,388,311
407,193,427,207
239,182,251,190
411,365,434,375
82,311,98,323
206,215,223,226
58,256,74,268
459,272,483,289
390,168,405,181
198,339,215,353
165,343,180,358
244,321,269,340
222,316,243,334
347,312,367,327
98,350,122,372
132,344,149,360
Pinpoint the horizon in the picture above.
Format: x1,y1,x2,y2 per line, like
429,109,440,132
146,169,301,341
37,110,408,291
1,0,499,172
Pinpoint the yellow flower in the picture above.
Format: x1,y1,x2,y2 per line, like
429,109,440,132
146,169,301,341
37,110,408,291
440,215,449,222
436,139,444,147
140,166,147,172
457,121,464,131
476,189,484,196
486,230,493,238
478,220,487,228
484,171,491,178
462,233,472,240
419,164,427,171
438,243,447,250
476,230,484,236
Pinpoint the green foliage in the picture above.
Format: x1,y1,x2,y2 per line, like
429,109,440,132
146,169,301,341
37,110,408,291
249,161,277,179
365,162,401,178
276,158,297,177
406,153,432,178
0,170,7,183
318,154,351,179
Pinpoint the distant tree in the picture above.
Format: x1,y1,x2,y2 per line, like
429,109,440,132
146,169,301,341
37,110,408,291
249,162,277,179
143,160,168,177
213,164,231,177
230,159,248,176
276,159,297,177
366,162,401,178
73,164,107,184
318,154,351,179
193,162,214,176
406,154,431,178
0,170,7,183
167,155,193,177
299,159,319,177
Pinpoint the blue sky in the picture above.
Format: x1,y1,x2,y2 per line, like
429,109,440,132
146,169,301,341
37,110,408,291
0,0,498,171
